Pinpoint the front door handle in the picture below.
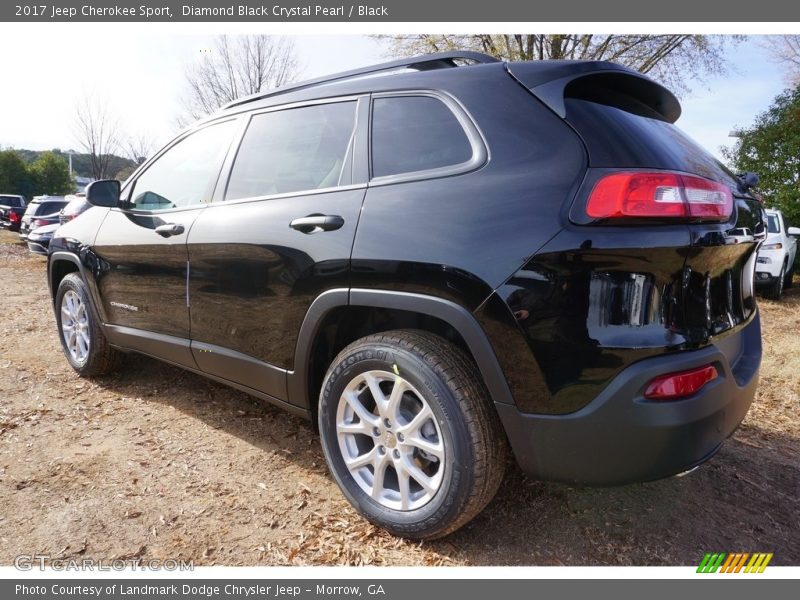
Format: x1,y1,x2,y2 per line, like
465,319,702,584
290,214,344,234
154,223,185,237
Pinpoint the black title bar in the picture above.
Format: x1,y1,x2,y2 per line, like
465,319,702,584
3,0,800,21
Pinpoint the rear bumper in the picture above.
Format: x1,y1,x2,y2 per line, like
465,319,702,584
497,311,761,485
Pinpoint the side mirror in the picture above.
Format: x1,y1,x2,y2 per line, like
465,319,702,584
788,227,800,236
85,179,120,208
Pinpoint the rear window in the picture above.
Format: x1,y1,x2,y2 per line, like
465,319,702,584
0,196,23,207
734,199,765,237
565,98,737,186
36,201,67,216
371,96,473,178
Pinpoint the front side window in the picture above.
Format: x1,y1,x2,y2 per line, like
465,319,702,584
371,95,473,179
225,101,357,200
129,120,236,211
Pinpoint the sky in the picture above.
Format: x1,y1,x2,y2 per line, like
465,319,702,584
0,32,789,162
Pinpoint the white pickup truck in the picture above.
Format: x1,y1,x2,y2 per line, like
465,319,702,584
756,208,799,299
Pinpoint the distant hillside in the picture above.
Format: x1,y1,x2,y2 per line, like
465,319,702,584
13,148,135,179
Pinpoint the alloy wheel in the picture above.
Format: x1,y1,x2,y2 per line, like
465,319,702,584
61,290,90,363
335,370,445,511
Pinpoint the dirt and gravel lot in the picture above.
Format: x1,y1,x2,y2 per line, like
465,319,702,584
0,229,798,566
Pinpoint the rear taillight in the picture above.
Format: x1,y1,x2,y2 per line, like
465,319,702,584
644,364,719,400
9,212,20,223
586,172,733,221
33,219,47,228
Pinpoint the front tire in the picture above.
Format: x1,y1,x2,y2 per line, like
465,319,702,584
784,262,795,289
55,273,124,376
318,330,506,539
766,265,785,300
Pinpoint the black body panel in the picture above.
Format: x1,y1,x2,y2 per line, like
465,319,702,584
92,208,201,340
497,311,761,484
351,66,587,298
44,55,763,486
186,188,366,399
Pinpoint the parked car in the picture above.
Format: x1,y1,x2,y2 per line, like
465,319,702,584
726,227,753,244
58,194,91,224
19,196,68,241
47,52,763,539
25,195,92,255
0,194,27,232
755,208,799,299
26,223,60,256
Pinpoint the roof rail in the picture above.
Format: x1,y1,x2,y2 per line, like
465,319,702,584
222,51,500,110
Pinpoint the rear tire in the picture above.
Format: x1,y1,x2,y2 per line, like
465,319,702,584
55,273,124,377
317,329,506,539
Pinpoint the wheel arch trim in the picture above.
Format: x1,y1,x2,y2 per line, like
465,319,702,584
48,252,86,294
288,288,515,411
48,251,108,323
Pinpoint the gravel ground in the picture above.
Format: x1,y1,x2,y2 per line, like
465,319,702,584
0,230,798,566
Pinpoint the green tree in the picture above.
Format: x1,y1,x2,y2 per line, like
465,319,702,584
31,151,74,195
0,149,36,198
723,87,800,226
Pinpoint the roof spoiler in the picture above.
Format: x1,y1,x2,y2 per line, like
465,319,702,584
506,60,681,123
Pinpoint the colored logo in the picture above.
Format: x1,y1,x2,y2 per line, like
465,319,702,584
697,552,773,573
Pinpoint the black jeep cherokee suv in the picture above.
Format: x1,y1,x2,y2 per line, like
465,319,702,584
48,52,762,539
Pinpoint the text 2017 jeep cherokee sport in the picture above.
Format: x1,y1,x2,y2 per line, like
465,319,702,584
48,53,762,539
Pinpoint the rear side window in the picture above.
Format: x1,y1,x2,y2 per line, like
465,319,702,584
371,96,473,178
225,101,357,200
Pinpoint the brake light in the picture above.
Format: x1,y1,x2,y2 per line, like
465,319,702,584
9,211,20,223
33,219,47,227
586,172,733,221
644,364,719,400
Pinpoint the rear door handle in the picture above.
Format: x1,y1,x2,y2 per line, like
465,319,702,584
154,223,185,237
290,214,344,234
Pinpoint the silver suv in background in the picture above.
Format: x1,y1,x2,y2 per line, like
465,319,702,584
756,208,799,299
19,195,68,241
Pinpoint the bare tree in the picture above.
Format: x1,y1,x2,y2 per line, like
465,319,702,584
123,133,155,166
763,35,800,84
378,34,742,96
180,35,300,124
73,94,121,180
